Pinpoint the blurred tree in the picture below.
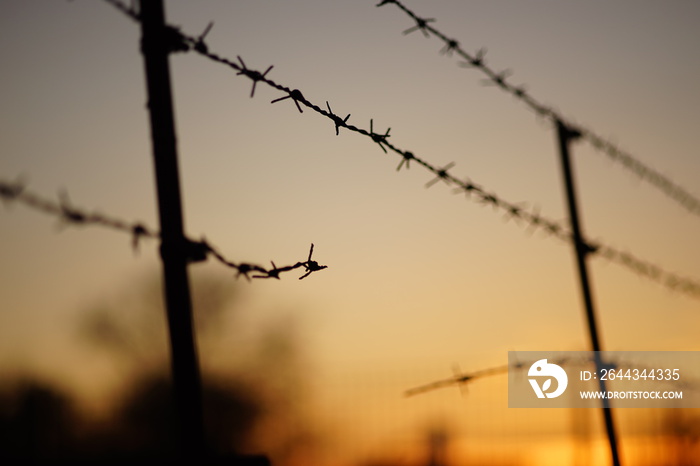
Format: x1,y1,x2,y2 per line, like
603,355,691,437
79,270,235,374
0,270,320,462
75,269,320,462
0,379,82,461
93,373,262,458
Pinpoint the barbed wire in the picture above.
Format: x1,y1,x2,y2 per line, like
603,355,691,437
375,0,700,219
405,363,514,397
405,355,700,397
0,178,327,281
99,0,700,300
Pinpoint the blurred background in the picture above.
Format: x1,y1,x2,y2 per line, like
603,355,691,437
1,0,699,464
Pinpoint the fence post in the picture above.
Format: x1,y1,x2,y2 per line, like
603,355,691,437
555,120,621,466
139,0,205,458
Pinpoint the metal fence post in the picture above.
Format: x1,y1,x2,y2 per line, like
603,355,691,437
555,119,621,466
139,0,204,458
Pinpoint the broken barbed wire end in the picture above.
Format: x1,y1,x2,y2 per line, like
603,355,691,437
298,243,327,279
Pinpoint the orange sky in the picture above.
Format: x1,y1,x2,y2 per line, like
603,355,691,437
2,1,700,464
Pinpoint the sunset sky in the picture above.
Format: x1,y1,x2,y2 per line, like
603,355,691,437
2,1,700,464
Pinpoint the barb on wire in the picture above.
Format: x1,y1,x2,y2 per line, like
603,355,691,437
459,47,487,68
376,0,432,38
326,102,351,136
369,119,391,153
58,189,87,225
396,151,414,171
453,178,483,198
271,89,305,113
299,243,328,280
0,179,327,281
440,39,459,56
483,69,512,89
193,21,214,54
236,56,273,98
425,161,455,188
405,363,512,397
101,0,700,299
131,223,149,253
376,0,700,219
502,202,528,225
403,16,435,37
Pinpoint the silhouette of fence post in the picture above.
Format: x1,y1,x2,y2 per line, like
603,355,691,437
140,0,205,458
555,119,621,466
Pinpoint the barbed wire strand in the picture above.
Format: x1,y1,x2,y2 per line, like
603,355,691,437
375,0,700,219
0,179,326,281
405,355,700,397
405,363,514,397
99,0,700,299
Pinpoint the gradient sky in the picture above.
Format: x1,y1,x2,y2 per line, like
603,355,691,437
2,1,700,464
